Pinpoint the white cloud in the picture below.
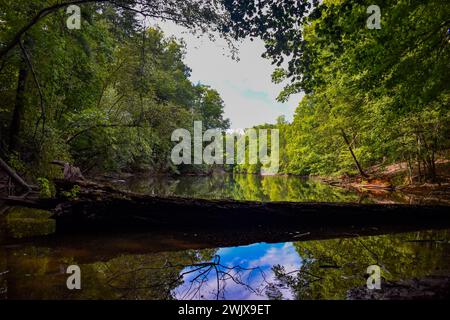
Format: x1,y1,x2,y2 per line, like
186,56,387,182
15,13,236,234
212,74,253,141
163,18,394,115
151,21,303,129
248,243,302,274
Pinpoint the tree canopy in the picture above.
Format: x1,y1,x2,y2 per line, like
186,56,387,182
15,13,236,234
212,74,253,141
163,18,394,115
0,1,234,177
0,0,448,183
236,0,450,182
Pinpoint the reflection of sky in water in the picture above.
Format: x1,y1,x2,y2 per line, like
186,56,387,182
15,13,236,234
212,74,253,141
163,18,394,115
173,242,302,300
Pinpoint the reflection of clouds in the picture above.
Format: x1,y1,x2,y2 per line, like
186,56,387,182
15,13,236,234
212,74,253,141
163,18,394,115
248,243,301,274
172,242,302,300
247,243,302,300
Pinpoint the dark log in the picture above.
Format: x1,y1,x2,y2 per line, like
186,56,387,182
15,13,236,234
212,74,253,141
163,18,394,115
3,178,449,233
1,196,59,210
47,179,450,232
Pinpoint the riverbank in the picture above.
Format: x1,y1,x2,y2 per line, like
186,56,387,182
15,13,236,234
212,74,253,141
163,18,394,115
316,159,450,204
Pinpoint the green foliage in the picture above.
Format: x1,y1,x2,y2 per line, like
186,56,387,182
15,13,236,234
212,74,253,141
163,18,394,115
6,152,26,174
271,230,450,299
1,0,448,181
268,0,450,180
37,177,53,198
61,185,81,200
0,2,230,176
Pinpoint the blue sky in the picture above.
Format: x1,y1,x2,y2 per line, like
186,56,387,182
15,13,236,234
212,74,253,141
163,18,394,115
155,21,304,129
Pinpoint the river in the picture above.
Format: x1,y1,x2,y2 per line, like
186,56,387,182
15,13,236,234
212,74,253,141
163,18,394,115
1,175,449,299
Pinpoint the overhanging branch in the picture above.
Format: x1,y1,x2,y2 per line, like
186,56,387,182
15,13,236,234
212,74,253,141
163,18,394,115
0,0,111,61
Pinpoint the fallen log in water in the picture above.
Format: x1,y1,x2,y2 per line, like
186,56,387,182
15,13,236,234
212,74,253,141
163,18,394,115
38,179,450,231
2,178,450,232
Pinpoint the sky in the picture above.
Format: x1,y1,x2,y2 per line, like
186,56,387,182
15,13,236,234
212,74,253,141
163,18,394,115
154,21,304,130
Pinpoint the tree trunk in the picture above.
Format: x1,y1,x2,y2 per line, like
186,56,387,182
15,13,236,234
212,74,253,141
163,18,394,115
9,58,28,152
427,154,437,182
417,156,422,183
340,129,368,178
407,156,413,184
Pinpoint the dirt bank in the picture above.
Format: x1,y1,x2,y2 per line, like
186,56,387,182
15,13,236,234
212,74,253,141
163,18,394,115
319,160,450,204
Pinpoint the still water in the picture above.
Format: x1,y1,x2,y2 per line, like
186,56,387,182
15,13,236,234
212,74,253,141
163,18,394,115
0,175,449,300
115,174,419,203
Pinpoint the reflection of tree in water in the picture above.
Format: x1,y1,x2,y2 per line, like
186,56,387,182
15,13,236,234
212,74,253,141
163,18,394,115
4,230,449,300
1,247,219,300
81,249,219,300
105,254,270,300
121,174,361,202
268,230,450,300
2,246,272,300
232,175,360,202
172,255,269,300
125,175,237,200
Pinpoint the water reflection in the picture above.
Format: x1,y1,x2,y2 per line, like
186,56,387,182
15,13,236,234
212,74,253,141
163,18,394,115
115,174,429,204
121,174,364,203
1,230,449,300
173,243,301,300
0,207,55,240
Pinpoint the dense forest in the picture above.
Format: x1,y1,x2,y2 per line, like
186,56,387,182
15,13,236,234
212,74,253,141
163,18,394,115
0,1,233,181
235,0,450,183
0,0,449,187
